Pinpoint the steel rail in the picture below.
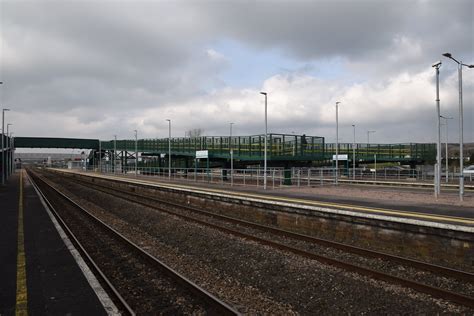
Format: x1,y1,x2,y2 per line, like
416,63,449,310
67,172,474,282
28,169,239,316
60,169,474,225
26,171,135,316
56,172,474,308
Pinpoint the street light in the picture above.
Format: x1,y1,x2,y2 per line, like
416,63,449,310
432,60,442,198
335,102,341,185
260,92,268,190
367,130,376,144
166,119,171,180
440,115,453,183
442,52,474,201
134,130,138,177
113,135,117,174
10,132,14,174
367,130,376,165
7,123,12,178
229,122,234,186
2,108,10,185
99,138,102,173
352,124,356,180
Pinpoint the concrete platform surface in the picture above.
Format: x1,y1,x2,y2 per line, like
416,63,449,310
0,171,108,315
56,169,474,228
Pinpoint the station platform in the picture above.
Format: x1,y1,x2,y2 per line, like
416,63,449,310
0,171,112,315
55,169,474,230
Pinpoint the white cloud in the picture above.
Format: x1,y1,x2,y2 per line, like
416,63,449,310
1,0,472,147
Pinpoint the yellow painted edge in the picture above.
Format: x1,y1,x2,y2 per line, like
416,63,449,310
16,170,28,316
59,169,474,226
126,176,474,225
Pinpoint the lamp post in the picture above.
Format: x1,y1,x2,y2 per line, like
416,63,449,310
113,135,117,174
7,123,12,177
367,130,376,145
2,108,10,185
99,138,102,173
442,53,474,201
10,132,14,174
134,130,138,177
432,60,442,198
260,92,268,190
229,122,234,186
166,119,171,180
440,116,453,183
352,124,356,180
367,130,376,161
335,102,341,185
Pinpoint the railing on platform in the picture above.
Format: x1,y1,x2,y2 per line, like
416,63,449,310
324,143,436,161
61,164,473,190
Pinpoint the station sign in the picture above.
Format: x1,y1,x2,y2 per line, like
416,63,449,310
196,150,209,159
332,154,348,160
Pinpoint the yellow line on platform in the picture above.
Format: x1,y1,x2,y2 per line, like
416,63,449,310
60,170,474,226
16,170,28,316
103,174,474,226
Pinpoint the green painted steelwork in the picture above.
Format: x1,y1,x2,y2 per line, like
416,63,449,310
12,135,435,163
324,143,436,162
15,137,99,149
100,134,325,161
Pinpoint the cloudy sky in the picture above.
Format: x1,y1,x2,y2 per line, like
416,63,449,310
1,0,473,147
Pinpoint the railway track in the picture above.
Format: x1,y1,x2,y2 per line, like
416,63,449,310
43,169,474,309
27,169,239,315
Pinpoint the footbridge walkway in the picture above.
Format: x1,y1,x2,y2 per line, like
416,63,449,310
12,135,436,165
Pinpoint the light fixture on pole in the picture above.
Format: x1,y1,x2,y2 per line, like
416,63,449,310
432,60,442,198
440,115,453,183
367,130,375,162
10,132,14,174
166,119,171,180
2,108,10,185
7,123,12,178
442,53,474,201
352,124,356,180
260,92,268,190
367,130,376,145
229,122,234,186
134,130,138,177
99,138,102,173
335,102,341,185
113,135,117,174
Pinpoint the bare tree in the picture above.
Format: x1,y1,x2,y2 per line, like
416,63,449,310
185,128,204,138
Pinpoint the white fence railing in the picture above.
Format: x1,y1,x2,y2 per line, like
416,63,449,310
60,164,473,189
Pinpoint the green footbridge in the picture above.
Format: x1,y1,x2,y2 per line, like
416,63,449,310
13,134,435,165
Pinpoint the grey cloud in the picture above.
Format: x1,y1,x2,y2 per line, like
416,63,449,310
0,0,472,143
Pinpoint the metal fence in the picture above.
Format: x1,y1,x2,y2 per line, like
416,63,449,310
64,164,473,189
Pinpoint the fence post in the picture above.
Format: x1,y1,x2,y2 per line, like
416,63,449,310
307,169,311,187
272,169,275,189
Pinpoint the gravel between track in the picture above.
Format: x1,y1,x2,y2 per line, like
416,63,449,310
63,174,474,299
41,170,474,314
